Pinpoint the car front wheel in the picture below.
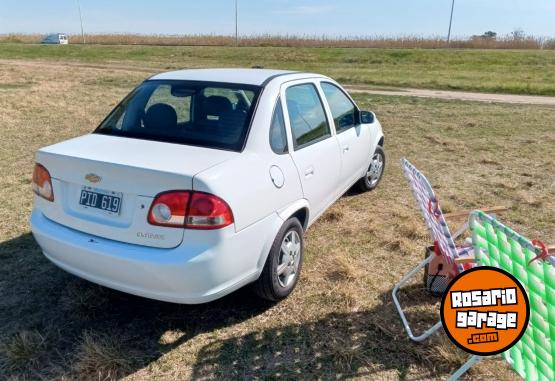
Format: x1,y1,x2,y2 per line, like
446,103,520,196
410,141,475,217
253,217,304,302
356,145,385,192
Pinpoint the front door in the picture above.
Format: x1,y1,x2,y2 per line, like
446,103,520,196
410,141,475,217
320,81,370,190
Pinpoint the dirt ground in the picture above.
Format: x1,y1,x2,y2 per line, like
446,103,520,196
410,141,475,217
347,86,555,106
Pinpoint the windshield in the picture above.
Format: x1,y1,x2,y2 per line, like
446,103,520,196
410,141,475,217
95,80,261,151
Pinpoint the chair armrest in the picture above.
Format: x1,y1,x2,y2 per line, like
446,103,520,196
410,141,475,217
443,206,509,221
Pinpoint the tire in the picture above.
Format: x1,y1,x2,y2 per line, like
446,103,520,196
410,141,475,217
356,145,385,192
253,217,304,302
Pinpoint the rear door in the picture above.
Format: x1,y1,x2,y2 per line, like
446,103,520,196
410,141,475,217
319,81,370,190
282,81,342,220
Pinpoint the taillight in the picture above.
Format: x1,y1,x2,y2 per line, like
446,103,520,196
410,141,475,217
147,191,190,227
32,163,54,201
186,192,234,230
147,191,234,230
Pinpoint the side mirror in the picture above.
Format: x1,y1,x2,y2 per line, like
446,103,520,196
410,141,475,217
360,111,375,124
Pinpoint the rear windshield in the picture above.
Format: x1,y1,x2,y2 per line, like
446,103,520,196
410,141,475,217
95,80,261,151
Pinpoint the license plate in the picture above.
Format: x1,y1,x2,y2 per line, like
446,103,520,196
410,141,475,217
79,187,122,215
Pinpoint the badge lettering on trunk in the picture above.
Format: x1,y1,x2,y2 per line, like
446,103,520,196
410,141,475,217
137,232,165,240
85,173,102,183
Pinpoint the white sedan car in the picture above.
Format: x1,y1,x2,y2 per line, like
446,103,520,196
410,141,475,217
31,69,385,304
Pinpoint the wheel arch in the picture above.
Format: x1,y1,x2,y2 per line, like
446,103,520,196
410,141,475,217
254,201,310,278
277,200,310,231
290,208,309,231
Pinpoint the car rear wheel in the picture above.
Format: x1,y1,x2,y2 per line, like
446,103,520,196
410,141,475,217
253,217,304,302
356,145,385,192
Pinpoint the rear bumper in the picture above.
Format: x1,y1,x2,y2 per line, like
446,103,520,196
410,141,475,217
31,209,281,304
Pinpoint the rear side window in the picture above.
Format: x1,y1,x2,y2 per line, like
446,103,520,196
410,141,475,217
95,81,261,152
285,83,330,149
269,98,288,154
321,82,357,133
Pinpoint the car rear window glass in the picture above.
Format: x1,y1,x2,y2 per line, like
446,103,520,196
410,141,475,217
95,80,261,152
146,84,191,123
285,83,330,149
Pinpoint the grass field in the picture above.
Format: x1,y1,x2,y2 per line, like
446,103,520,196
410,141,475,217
0,57,554,380
2,44,555,95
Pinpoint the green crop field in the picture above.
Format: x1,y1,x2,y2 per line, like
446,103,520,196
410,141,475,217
1,43,555,95
0,49,554,380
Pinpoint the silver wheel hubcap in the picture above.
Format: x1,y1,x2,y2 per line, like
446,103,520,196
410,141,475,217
277,230,301,288
366,152,384,187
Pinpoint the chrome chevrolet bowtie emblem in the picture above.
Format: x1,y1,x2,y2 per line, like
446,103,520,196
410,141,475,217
85,173,102,183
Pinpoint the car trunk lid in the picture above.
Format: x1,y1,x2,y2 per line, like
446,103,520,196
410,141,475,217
35,134,237,248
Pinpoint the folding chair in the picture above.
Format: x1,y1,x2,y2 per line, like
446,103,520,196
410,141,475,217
469,211,554,381
392,159,507,342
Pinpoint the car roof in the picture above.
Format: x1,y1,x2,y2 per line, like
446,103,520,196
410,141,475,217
149,68,323,86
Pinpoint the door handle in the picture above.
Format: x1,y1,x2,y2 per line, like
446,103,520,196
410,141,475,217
343,146,350,153
304,167,315,177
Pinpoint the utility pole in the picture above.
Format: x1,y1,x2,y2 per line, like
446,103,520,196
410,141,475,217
76,0,86,44
235,0,239,46
447,0,455,47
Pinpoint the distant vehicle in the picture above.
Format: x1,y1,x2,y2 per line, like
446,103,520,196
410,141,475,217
41,33,68,45
30,69,385,304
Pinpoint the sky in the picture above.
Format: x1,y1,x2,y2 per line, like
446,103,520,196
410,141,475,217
1,0,554,38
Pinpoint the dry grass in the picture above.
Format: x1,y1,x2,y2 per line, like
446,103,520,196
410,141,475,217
0,330,46,372
72,331,136,380
1,33,554,49
58,281,112,319
0,58,553,380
